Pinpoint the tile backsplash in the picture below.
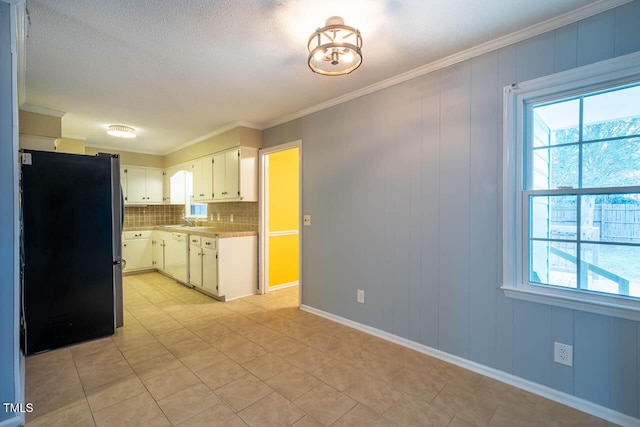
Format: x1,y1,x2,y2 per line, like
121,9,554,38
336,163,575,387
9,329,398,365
123,202,258,231
123,205,185,229
202,202,258,231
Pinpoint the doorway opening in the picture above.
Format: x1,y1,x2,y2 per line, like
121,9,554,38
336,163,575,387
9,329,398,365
259,141,301,305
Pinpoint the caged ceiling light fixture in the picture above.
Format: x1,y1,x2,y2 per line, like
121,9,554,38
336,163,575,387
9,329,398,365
107,125,136,138
307,16,363,76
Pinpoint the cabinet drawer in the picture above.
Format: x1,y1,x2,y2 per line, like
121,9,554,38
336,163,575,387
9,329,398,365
189,236,202,247
124,230,153,239
202,237,217,250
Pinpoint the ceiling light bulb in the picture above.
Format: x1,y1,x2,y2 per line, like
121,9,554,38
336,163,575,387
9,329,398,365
342,50,354,63
314,50,325,61
107,125,136,138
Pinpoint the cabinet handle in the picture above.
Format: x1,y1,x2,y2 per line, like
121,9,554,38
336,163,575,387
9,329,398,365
123,244,127,247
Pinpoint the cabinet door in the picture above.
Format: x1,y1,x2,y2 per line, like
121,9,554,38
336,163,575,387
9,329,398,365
163,170,171,203
190,159,204,201
201,246,218,295
224,149,239,200
146,168,164,203
125,167,147,203
213,152,226,200
189,247,202,287
152,239,165,271
123,238,152,271
201,156,214,200
120,166,128,202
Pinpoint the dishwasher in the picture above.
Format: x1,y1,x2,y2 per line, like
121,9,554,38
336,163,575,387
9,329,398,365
166,232,188,284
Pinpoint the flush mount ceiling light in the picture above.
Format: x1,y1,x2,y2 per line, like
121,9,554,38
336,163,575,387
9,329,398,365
107,125,136,138
307,16,363,76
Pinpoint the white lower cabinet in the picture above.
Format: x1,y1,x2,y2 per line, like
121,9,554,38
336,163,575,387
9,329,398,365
152,231,171,272
217,236,257,301
189,236,218,295
188,236,203,288
188,234,255,301
122,230,153,272
201,237,218,296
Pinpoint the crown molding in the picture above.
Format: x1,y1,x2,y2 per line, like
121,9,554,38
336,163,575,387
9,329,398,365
20,104,66,117
85,143,164,156
163,121,263,155
264,0,632,129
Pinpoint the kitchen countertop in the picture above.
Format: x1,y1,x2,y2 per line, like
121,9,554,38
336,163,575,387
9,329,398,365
123,225,257,238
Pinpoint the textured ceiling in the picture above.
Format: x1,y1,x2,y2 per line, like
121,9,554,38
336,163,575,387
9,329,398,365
25,0,606,154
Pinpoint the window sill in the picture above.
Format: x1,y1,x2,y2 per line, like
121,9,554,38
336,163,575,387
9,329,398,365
501,285,640,321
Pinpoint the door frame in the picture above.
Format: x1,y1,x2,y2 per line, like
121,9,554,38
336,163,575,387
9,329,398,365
258,140,302,301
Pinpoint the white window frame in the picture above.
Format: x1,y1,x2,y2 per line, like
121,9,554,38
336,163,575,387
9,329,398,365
502,52,640,322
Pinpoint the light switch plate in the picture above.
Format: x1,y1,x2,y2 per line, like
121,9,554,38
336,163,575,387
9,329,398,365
303,215,311,226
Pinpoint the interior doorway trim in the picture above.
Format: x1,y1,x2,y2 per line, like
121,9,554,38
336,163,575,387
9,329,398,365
258,140,302,303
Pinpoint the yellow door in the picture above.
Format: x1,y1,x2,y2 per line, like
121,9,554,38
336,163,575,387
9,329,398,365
267,148,299,288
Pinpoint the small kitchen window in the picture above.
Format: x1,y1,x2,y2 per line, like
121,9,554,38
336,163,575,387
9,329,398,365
185,172,207,219
502,52,640,321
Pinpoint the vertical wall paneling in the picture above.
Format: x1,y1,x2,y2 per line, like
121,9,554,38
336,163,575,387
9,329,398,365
468,51,499,368
574,311,610,408
614,1,640,57
551,307,574,394
513,301,552,387
403,78,425,342
515,32,555,83
576,9,616,67
495,45,517,375
360,91,395,332
418,71,441,348
437,61,471,358
554,23,578,73
328,102,361,318
609,317,638,417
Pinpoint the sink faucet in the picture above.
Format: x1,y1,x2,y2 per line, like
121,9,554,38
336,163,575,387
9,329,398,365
181,217,196,227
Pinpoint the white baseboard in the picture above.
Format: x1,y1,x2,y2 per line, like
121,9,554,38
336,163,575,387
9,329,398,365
300,304,640,427
268,281,299,292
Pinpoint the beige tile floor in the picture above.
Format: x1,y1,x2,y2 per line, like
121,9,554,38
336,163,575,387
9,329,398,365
25,272,618,427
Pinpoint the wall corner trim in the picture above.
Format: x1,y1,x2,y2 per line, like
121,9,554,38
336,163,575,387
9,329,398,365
300,304,640,427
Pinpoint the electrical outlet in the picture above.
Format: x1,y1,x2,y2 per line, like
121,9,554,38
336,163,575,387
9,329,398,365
357,289,365,304
230,214,234,222
303,215,311,226
554,342,573,367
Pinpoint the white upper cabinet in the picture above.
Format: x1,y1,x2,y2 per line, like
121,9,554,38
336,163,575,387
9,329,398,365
212,147,257,202
190,155,214,202
166,166,186,204
122,166,164,204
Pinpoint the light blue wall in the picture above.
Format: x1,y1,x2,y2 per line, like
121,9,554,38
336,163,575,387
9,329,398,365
263,1,640,419
0,1,18,425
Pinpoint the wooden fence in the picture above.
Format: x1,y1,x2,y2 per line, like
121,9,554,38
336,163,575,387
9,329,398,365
551,204,640,242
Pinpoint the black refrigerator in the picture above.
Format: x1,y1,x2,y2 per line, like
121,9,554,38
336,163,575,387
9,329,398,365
21,150,124,355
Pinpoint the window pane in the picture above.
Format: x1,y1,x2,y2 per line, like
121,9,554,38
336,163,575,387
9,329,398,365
531,195,576,239
580,243,640,297
580,193,640,243
533,99,580,146
583,85,640,141
532,145,578,190
582,137,640,188
530,240,577,288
